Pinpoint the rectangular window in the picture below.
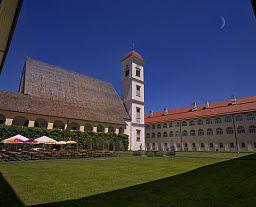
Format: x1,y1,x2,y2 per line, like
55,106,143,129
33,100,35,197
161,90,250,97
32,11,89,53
136,85,141,97
136,130,141,142
136,107,141,122
136,67,141,77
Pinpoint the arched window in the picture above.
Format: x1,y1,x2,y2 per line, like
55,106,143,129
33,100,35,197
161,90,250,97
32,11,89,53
197,120,203,125
119,127,124,134
207,128,213,135
163,132,168,137
157,124,161,129
145,125,150,129
175,122,180,127
13,116,29,127
206,118,212,124
53,120,65,129
209,143,214,148
175,131,180,137
189,120,195,126
151,133,155,138
216,128,223,135
184,143,188,148
182,130,188,136
226,127,233,134
34,118,48,128
219,143,224,148
84,123,93,132
247,113,255,121
215,117,221,124
200,143,205,148
241,142,246,148
163,123,167,128
108,126,115,133
146,133,150,138
68,122,80,131
198,129,204,136
225,116,232,122
182,121,187,126
192,143,196,148
0,114,6,125
230,143,234,148
151,124,155,129
190,130,196,136
97,125,105,133
157,132,161,138
169,122,173,127
249,125,256,134
237,126,245,134
235,114,243,122
169,131,173,137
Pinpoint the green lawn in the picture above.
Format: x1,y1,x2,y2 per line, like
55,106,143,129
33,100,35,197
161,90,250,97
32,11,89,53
0,152,255,207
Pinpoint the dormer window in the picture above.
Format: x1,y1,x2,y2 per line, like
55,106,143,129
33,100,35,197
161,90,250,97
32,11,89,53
136,67,141,77
191,102,197,111
230,95,237,105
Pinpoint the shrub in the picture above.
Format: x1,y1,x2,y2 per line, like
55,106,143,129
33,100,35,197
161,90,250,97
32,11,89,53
166,151,176,156
156,151,164,157
146,151,155,157
0,125,129,151
133,151,142,156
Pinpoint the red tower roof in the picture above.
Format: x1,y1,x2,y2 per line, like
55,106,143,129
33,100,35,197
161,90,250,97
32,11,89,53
122,50,144,63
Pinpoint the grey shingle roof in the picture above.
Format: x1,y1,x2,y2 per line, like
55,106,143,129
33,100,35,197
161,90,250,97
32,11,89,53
0,58,130,125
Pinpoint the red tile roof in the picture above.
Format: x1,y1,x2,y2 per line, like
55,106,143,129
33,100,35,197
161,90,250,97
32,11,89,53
145,96,256,124
122,50,144,63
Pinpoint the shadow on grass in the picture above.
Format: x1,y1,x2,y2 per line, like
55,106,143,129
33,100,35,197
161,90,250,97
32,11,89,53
0,172,24,207
30,153,256,207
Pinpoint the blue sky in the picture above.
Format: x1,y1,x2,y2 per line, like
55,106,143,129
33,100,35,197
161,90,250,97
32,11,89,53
1,0,256,113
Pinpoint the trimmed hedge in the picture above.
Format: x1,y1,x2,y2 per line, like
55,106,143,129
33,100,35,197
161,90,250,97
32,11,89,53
0,125,129,151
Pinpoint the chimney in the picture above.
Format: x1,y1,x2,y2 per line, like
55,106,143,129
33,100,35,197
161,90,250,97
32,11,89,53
230,95,237,105
205,100,210,109
163,108,168,116
149,110,153,117
191,102,197,111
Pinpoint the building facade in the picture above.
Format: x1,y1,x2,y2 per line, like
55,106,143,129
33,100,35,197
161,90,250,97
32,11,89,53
0,50,146,151
145,96,256,152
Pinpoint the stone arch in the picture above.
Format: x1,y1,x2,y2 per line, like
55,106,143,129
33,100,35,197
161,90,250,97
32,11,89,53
84,123,93,132
98,139,104,150
68,122,80,131
13,116,29,127
108,126,115,133
53,120,65,129
97,124,104,133
119,127,124,134
0,114,6,125
34,118,48,128
84,139,92,149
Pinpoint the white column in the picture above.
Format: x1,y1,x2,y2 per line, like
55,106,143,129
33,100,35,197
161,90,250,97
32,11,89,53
28,120,35,127
5,118,13,126
80,125,85,132
47,123,54,129
93,126,97,132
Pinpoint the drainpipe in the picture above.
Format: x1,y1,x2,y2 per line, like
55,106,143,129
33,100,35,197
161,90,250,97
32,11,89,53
231,115,239,153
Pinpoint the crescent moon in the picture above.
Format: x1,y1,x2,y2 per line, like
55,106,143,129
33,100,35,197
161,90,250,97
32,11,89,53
220,16,226,29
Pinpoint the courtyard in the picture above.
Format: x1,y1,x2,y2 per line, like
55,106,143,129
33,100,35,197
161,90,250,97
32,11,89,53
1,152,256,207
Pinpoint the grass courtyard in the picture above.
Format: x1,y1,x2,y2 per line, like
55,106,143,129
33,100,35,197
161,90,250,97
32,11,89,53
0,152,256,207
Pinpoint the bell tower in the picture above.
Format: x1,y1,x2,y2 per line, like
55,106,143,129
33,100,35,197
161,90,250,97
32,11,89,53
121,50,145,151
